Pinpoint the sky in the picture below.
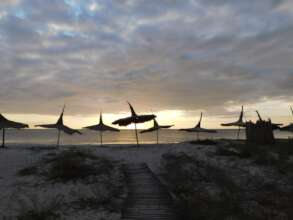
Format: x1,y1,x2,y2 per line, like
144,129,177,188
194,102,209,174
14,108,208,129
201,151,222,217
0,0,293,129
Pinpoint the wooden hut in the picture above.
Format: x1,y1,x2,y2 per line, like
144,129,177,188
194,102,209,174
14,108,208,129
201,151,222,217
246,120,275,145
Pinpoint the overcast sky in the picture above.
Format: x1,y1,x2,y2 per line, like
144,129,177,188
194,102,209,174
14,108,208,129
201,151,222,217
0,0,293,128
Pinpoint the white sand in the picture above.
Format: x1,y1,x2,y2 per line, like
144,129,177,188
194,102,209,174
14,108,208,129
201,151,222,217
0,143,202,219
1,142,290,219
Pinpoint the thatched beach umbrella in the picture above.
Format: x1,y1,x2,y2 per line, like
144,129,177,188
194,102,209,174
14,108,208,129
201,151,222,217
280,123,293,132
0,114,28,148
256,110,282,130
280,107,293,133
140,119,173,144
180,112,216,140
221,106,246,139
281,124,293,132
112,102,156,146
35,106,81,148
84,113,120,146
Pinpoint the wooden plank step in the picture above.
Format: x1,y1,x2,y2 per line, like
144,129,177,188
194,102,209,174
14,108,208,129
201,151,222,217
121,163,177,220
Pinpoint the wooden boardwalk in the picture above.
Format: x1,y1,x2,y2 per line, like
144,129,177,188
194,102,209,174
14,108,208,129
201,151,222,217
121,163,177,220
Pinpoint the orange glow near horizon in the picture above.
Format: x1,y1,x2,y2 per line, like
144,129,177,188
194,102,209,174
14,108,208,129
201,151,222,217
3,104,293,130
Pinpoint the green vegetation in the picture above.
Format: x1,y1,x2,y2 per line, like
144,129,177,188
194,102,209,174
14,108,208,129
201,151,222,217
189,139,218,145
16,195,63,220
44,151,113,183
161,148,293,220
15,149,127,219
162,153,249,220
72,181,125,212
17,165,38,177
216,140,293,174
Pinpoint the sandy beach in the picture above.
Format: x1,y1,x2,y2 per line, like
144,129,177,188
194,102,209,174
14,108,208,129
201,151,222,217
0,143,198,219
0,141,292,219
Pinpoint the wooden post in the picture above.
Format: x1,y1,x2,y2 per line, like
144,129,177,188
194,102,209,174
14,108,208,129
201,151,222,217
134,123,139,147
2,128,5,148
100,130,103,146
156,129,159,144
57,129,61,148
237,126,241,140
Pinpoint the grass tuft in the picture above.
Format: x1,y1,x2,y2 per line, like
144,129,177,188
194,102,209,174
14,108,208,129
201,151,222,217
189,139,218,145
16,194,63,220
17,166,38,177
42,150,114,183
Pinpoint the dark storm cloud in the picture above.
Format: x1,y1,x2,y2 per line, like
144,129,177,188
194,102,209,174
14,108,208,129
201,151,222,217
0,0,292,116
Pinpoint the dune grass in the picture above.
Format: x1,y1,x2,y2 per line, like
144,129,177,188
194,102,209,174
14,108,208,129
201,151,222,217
16,194,63,220
14,149,127,219
17,165,38,177
161,148,293,220
216,140,293,174
189,139,218,145
30,150,114,183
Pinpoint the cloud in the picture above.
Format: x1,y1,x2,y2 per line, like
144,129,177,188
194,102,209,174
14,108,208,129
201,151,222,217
0,0,292,119
0,0,21,8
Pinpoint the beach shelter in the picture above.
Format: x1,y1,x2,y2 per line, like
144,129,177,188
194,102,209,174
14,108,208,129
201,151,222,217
112,102,156,146
0,114,28,148
36,106,81,147
84,113,120,146
256,110,282,130
221,106,246,139
140,119,173,144
180,112,216,140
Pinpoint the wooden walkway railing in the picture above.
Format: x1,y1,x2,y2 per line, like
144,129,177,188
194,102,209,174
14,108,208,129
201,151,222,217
121,163,177,220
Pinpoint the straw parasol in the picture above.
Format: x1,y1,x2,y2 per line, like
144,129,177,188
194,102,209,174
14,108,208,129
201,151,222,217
180,112,216,140
84,112,119,146
140,119,173,144
35,105,81,147
0,114,28,148
221,106,246,139
280,107,293,133
112,102,156,146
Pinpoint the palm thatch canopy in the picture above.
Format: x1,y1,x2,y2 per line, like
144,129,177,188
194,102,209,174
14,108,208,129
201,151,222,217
112,102,156,146
281,124,293,132
281,107,293,132
140,119,173,133
85,113,119,132
35,106,81,147
140,119,173,144
0,114,28,148
221,106,246,127
112,102,156,126
36,106,81,135
180,112,216,133
0,114,28,129
84,113,119,145
221,106,246,140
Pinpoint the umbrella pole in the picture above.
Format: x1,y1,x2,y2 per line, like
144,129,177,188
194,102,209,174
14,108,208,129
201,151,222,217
57,129,61,148
134,123,139,147
100,130,103,146
2,128,5,148
197,132,199,141
156,129,159,145
237,126,240,140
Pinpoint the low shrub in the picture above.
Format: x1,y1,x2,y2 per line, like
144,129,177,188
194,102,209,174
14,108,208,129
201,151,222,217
17,166,38,176
16,194,63,220
189,139,218,145
41,150,114,183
